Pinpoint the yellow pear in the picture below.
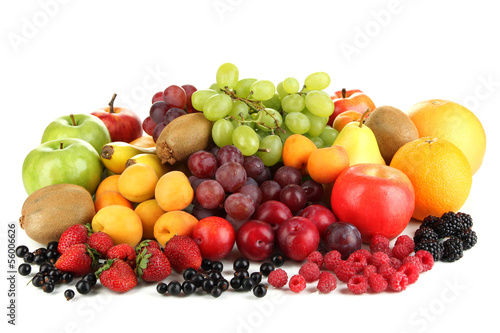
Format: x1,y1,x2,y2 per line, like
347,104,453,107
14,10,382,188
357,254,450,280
332,109,385,166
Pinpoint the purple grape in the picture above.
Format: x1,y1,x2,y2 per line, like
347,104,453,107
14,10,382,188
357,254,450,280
274,166,302,188
236,184,262,207
215,162,247,192
187,151,217,178
164,107,187,125
196,180,225,210
243,155,265,179
216,145,244,166
279,184,307,213
224,193,255,221
259,180,281,202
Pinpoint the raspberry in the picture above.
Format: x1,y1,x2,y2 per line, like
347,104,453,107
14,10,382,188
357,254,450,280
333,260,357,282
441,236,463,262
395,235,415,250
368,273,388,293
397,262,419,284
370,235,390,254
414,239,444,261
415,250,434,272
389,272,409,292
392,244,414,261
306,250,324,268
267,268,288,288
299,262,320,283
402,256,423,273
456,229,477,251
289,274,306,293
389,257,402,270
368,251,390,268
378,263,396,280
347,251,368,273
353,248,372,260
317,271,337,293
323,250,342,272
347,275,368,294
414,227,439,243
362,265,377,278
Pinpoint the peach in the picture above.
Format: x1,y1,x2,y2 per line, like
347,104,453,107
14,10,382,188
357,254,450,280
135,199,165,239
282,134,318,174
91,205,143,247
95,174,120,198
307,146,350,184
155,171,193,211
118,163,158,203
94,190,134,212
154,211,198,246
332,110,370,133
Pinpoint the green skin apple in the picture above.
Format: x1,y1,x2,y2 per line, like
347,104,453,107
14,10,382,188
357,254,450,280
41,114,111,154
22,138,103,195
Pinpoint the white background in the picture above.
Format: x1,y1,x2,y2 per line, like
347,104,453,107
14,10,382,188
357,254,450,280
1,1,499,332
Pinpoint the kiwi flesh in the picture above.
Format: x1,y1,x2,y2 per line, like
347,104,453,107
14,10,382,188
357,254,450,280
364,105,419,164
156,113,213,165
19,183,95,245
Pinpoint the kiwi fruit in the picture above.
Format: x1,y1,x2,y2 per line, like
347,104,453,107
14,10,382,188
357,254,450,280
364,105,419,164
156,113,213,165
19,183,95,245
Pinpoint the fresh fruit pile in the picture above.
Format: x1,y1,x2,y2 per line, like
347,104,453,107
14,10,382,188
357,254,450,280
17,62,486,301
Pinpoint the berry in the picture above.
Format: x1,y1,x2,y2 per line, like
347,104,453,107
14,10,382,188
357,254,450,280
201,258,213,271
167,281,182,295
76,280,91,294
211,286,223,298
23,252,34,263
182,281,197,295
434,212,465,238
230,277,242,290
253,284,267,297
392,243,414,261
378,263,396,280
456,212,473,229
267,268,288,288
347,251,368,273
163,235,202,273
402,256,423,273
47,241,59,251
233,257,250,271
18,263,31,276
421,215,439,229
389,257,402,270
136,248,172,283
260,262,275,277
414,227,439,243
42,283,55,293
32,274,44,287
48,269,62,283
88,231,114,258
106,244,137,269
182,267,197,281
64,289,75,301
414,239,444,261
288,274,306,293
191,273,204,288
33,253,46,265
415,250,435,272
368,273,388,293
208,270,222,282
45,250,59,264
362,265,377,278
347,275,368,294
211,261,224,272
441,236,463,262
157,282,168,294
323,250,342,272
58,224,90,254
15,245,29,258
234,269,249,279
217,279,229,291
202,278,215,292
369,235,390,254
271,254,285,267
389,272,409,292
397,263,419,284
395,235,415,250
298,262,320,283
250,272,262,284
457,229,477,251
55,244,97,276
39,263,52,274
82,273,97,287
333,261,357,283
367,251,390,268
95,259,137,293
317,271,336,293
306,250,323,268
241,277,256,291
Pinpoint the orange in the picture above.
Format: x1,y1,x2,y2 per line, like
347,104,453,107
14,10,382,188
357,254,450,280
94,190,134,212
390,137,472,221
95,174,120,198
407,99,486,175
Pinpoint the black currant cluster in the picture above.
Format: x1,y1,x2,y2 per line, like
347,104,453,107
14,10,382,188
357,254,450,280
414,211,477,262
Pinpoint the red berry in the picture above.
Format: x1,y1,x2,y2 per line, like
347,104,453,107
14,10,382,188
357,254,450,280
136,248,171,283
58,224,89,254
306,250,324,269
389,271,409,292
397,262,419,284
347,251,368,273
378,263,397,280
389,257,402,270
392,244,414,260
107,244,137,269
362,264,377,278
368,273,388,293
88,232,114,258
317,271,337,293
369,235,390,254
268,268,288,288
333,260,357,283
288,274,306,293
403,256,424,273
415,250,434,272
163,235,202,273
96,259,137,293
395,234,415,250
298,262,320,283
368,251,390,268
347,274,368,294
55,244,96,276
323,250,342,272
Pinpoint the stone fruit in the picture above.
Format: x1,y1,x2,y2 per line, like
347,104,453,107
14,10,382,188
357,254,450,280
276,216,320,261
95,175,120,198
236,220,275,261
323,222,362,260
192,216,235,261
19,184,95,245
332,110,369,133
252,200,293,231
329,88,376,125
282,134,317,174
118,163,158,203
307,146,350,184
91,205,143,247
155,170,193,211
134,199,165,239
94,191,133,212
153,211,198,246
298,204,337,239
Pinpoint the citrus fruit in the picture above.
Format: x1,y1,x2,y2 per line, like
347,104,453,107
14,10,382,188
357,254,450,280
407,99,486,175
390,137,472,221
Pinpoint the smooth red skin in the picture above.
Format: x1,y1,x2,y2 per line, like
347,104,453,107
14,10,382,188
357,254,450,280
330,164,415,243
328,89,376,125
91,107,143,143
236,220,275,261
192,216,235,261
276,216,320,262
252,200,293,231
299,205,337,239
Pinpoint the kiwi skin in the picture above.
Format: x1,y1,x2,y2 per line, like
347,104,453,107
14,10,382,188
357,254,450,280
19,183,95,245
364,105,419,164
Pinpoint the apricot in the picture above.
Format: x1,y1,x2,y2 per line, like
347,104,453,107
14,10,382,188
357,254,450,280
307,146,350,184
95,175,120,198
135,199,165,239
94,191,134,212
282,134,318,174
91,205,143,247
332,110,369,133
154,211,198,246
155,171,193,211
118,163,158,203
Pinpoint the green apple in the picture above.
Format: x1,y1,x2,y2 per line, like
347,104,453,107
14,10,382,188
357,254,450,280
22,138,103,195
41,114,111,154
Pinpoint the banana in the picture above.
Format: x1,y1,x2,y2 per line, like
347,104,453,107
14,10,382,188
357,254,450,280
125,153,171,178
101,142,156,174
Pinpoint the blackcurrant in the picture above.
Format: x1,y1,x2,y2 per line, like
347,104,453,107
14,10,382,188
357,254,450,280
64,289,75,301
182,268,197,281
210,286,222,298
23,252,34,264
271,254,285,267
38,263,53,274
18,263,31,276
76,280,91,294
241,277,256,291
234,269,249,279
47,241,59,251
42,283,55,293
167,281,182,296
33,248,47,256
32,274,44,287
191,273,204,288
182,281,196,295
201,258,212,271
45,250,59,264
15,245,29,258
82,273,97,287
253,284,267,298
208,270,222,282
201,278,215,292
157,282,168,294
233,257,250,271
250,272,262,284
33,254,46,265
211,261,223,272
260,262,275,277
230,276,242,290
61,272,74,284
217,279,229,292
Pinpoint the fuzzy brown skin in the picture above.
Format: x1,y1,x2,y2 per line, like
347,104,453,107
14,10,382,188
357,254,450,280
156,113,213,165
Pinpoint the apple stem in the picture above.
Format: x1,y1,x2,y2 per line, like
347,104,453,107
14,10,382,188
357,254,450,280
358,108,371,128
108,93,117,114
342,88,346,99
69,114,77,126
59,142,64,149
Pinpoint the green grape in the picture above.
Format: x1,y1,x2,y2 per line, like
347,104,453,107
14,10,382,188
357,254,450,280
255,128,269,141
209,83,222,92
212,118,234,147
305,90,335,117
257,134,283,166
319,125,339,146
228,100,249,121
203,94,233,121
256,108,283,131
285,112,310,134
263,94,281,110
216,63,239,90
232,125,260,156
283,77,300,94
303,109,327,137
234,78,257,98
304,72,331,91
249,80,276,101
276,122,292,142
281,94,305,113
191,89,218,111
307,136,325,149
276,81,288,100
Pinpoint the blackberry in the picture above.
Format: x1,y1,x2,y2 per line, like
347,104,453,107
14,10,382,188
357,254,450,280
414,239,444,261
441,237,463,262
421,215,439,229
433,212,465,238
456,212,473,229
456,229,477,251
414,227,439,243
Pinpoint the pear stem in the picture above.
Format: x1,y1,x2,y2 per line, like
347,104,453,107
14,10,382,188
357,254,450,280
59,142,64,149
358,108,371,128
108,93,117,113
69,114,76,126
342,88,346,99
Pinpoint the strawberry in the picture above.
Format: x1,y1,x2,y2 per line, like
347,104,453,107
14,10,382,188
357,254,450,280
57,224,91,254
107,244,137,269
88,231,114,257
163,235,202,273
55,243,98,276
136,248,171,282
96,259,137,293
135,239,162,254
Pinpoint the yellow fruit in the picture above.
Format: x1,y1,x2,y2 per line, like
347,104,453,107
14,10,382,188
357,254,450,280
101,141,156,174
155,171,193,211
154,211,198,246
135,199,165,239
95,174,121,198
407,99,486,175
91,205,143,247
118,163,158,203
390,137,472,221
125,153,170,179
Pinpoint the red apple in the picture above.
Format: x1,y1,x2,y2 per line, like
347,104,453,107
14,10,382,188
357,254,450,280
236,220,275,261
298,204,337,238
276,216,320,261
91,94,143,143
330,164,415,243
328,88,376,125
192,216,235,261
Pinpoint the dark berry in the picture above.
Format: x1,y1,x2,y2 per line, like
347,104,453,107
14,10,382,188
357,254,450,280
182,268,197,281
253,283,267,297
414,227,438,243
76,280,91,294
18,263,31,276
23,252,34,263
61,272,74,284
456,212,473,229
191,273,204,288
45,250,59,264
434,212,465,238
211,261,223,272
201,258,213,271
241,277,256,291
421,215,439,229
39,263,53,274
208,270,223,282
47,241,59,251
250,272,262,284
260,262,275,277
157,282,168,294
15,245,29,258
82,273,97,287
457,229,477,250
233,257,250,271
210,286,222,298
234,269,249,279
441,237,463,262
414,239,444,261
64,289,75,301
217,279,229,292
48,269,62,283
202,278,215,292
182,281,196,295
271,254,285,267
33,248,47,256
230,277,242,290
167,281,182,295
33,254,46,265
42,283,55,293
32,274,44,287
44,276,55,284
